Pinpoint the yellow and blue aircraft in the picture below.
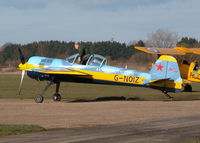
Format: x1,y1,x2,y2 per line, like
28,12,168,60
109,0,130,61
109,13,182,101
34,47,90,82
18,48,182,103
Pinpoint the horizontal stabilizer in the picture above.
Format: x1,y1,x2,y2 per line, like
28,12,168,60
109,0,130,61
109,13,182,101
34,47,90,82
146,78,170,85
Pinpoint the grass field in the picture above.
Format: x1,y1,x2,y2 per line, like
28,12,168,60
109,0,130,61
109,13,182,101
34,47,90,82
0,124,44,136
1,74,200,101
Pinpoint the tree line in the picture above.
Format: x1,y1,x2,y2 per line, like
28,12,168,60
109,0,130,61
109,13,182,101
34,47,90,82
0,36,199,67
0,41,135,67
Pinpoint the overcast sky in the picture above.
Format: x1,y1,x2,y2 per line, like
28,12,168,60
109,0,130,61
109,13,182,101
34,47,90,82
0,0,199,45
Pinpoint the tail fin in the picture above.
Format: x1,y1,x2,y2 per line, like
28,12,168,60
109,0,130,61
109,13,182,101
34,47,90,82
149,55,182,92
150,55,181,80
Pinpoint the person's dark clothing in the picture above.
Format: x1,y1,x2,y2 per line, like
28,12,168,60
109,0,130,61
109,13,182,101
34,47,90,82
78,44,91,65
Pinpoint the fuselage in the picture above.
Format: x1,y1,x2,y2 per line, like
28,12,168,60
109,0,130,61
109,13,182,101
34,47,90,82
18,55,182,93
25,56,150,85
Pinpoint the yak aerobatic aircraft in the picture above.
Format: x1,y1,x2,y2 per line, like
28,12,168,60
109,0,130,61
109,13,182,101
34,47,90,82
18,48,182,103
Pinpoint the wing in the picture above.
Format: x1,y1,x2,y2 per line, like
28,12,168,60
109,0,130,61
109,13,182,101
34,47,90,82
174,47,200,55
31,68,91,76
134,46,185,55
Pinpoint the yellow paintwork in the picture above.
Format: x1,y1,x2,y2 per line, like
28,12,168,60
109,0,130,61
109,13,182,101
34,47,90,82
175,47,200,83
134,46,155,54
39,70,90,76
135,46,185,55
174,47,200,55
18,62,147,84
18,63,90,76
73,69,147,85
150,80,182,89
18,62,182,89
182,79,191,84
174,47,193,53
187,62,200,82
70,69,182,89
18,62,43,71
178,61,200,82
178,61,190,79
135,46,200,83
158,55,177,62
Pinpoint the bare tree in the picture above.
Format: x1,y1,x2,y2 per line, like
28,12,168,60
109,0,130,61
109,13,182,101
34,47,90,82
146,29,179,48
127,40,138,46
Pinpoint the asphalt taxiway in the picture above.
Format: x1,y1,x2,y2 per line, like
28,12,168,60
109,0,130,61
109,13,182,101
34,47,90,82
1,116,200,143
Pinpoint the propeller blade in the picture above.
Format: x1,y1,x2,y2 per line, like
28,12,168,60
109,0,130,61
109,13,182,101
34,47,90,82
18,70,25,95
18,48,25,64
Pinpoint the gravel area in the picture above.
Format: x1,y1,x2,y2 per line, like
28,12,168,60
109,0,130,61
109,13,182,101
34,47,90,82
0,99,200,129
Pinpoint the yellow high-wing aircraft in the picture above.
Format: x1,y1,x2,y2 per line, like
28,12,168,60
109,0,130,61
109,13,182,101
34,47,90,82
135,46,200,92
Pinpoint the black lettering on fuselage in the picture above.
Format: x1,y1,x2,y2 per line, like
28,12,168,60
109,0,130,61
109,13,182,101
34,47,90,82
190,72,200,80
114,75,119,81
114,75,140,84
135,77,139,83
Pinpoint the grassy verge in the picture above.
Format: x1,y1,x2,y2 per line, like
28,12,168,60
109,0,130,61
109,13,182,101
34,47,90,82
0,124,44,136
1,74,200,100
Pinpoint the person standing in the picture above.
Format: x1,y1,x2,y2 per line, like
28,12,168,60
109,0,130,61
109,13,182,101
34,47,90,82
74,42,91,65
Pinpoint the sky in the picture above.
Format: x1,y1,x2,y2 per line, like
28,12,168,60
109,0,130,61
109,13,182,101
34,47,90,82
0,0,199,45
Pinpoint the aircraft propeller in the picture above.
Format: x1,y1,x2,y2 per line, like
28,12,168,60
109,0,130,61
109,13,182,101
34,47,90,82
18,48,26,95
18,70,25,95
18,48,26,64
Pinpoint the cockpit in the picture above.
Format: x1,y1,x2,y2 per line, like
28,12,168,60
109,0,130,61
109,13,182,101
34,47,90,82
66,54,107,67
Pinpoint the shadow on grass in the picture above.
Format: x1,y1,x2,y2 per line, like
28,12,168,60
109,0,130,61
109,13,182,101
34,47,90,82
63,96,200,103
63,96,143,103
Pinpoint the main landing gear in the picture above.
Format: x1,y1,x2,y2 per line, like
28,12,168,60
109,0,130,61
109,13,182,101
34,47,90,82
34,81,62,103
184,84,192,92
52,82,61,102
161,90,174,100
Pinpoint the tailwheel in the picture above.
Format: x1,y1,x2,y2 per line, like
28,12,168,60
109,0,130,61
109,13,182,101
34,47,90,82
52,93,62,101
162,90,174,100
184,84,192,92
35,95,44,103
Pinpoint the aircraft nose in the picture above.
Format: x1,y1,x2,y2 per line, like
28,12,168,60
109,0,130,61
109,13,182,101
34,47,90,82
18,63,27,70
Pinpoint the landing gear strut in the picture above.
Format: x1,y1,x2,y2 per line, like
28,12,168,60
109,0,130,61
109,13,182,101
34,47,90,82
161,90,174,99
34,81,62,103
52,82,62,101
35,81,53,103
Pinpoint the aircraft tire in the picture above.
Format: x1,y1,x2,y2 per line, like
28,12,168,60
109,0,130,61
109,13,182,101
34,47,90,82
34,95,44,103
52,93,62,101
184,84,192,92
